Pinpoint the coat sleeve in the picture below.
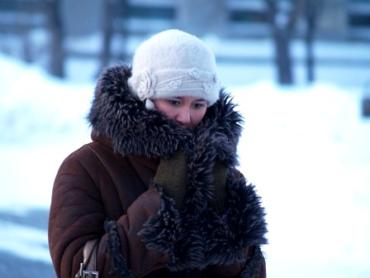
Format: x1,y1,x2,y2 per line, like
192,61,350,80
48,151,168,278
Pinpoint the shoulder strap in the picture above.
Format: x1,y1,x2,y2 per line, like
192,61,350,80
75,239,99,278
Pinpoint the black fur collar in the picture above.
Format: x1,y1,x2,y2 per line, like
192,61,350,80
88,64,242,164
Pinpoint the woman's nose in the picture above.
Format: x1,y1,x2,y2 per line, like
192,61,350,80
175,108,191,126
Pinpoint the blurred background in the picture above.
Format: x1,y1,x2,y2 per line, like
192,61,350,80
0,0,369,277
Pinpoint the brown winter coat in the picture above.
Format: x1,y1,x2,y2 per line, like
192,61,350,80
48,65,267,277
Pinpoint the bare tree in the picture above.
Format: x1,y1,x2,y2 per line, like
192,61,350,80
303,0,320,83
362,82,370,117
100,0,116,69
265,0,305,85
49,0,65,78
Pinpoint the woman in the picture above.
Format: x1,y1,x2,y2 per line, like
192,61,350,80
48,29,267,278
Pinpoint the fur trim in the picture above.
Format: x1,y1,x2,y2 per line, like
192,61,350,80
91,65,267,272
104,220,133,278
139,168,267,271
203,172,267,266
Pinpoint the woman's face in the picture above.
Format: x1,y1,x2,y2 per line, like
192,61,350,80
153,96,208,128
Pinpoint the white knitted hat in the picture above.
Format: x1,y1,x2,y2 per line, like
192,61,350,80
128,29,220,109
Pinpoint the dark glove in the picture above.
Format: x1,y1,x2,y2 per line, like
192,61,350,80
153,152,229,211
210,161,229,212
153,152,187,208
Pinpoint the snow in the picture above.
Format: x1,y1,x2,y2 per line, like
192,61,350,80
0,220,50,263
1,48,370,277
0,55,92,209
234,82,370,277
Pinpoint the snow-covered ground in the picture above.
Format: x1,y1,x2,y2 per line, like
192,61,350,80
0,48,370,277
235,83,370,278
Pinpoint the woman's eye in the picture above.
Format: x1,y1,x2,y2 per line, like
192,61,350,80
193,102,206,109
167,99,181,106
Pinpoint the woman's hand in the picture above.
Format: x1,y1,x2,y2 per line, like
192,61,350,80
153,151,187,208
210,160,229,212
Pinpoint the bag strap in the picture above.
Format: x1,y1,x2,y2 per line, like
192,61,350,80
75,239,99,278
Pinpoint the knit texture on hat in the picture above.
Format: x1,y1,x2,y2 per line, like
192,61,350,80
128,29,220,106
